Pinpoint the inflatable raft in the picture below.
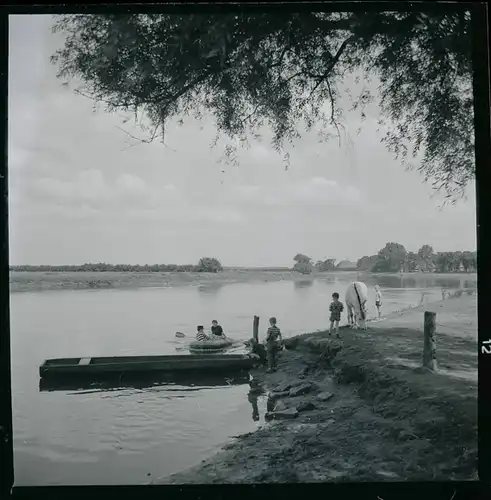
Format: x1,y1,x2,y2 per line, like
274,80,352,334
188,337,233,351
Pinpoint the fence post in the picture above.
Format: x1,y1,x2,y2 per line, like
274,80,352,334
423,311,437,371
253,315,259,343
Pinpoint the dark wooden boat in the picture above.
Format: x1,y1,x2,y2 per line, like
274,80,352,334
39,372,251,392
39,353,260,379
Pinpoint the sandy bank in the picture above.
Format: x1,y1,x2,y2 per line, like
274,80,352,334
159,295,477,484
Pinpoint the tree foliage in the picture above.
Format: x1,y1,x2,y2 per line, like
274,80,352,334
196,257,223,273
374,242,408,272
293,262,313,275
9,261,222,273
292,253,313,274
51,9,474,200
418,244,434,262
10,247,476,274
356,255,379,271
293,253,313,264
314,258,336,271
356,243,476,273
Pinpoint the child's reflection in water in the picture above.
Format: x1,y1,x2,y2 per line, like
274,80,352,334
248,391,260,421
247,378,263,422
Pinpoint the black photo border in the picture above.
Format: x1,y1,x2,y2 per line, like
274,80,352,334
1,2,489,500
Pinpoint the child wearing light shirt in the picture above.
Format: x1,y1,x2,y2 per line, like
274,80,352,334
375,285,383,318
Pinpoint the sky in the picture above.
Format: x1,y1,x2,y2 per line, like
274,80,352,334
8,15,477,267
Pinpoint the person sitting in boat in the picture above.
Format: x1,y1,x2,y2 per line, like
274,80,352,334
210,320,224,337
196,325,209,342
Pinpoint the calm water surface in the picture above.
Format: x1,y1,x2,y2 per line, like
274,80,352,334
10,274,476,485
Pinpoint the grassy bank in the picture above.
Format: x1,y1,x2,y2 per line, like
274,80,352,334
9,270,359,293
159,294,477,483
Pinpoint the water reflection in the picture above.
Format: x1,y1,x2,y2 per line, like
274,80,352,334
400,278,417,288
247,378,263,422
367,274,466,290
294,280,314,290
248,392,260,421
320,275,336,284
197,282,225,296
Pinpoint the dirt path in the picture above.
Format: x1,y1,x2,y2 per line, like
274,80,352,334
158,295,477,484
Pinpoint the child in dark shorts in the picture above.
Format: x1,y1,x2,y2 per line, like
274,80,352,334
265,317,282,373
329,292,344,338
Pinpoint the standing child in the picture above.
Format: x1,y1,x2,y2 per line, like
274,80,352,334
329,293,344,338
374,285,383,319
265,317,282,373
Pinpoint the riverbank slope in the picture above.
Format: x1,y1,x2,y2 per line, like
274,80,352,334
159,294,477,483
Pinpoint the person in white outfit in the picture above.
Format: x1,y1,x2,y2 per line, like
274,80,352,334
374,285,383,318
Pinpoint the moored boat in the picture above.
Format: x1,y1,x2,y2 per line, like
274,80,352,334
39,353,259,380
39,371,251,392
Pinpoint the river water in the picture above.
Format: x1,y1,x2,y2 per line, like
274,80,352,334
10,273,476,485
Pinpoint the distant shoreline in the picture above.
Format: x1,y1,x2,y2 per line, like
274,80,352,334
9,269,477,294
9,267,477,275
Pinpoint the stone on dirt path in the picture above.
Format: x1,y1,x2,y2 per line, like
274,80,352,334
275,382,293,392
269,390,290,399
265,408,299,420
316,392,334,402
273,400,287,411
296,401,316,412
289,383,313,397
283,337,300,350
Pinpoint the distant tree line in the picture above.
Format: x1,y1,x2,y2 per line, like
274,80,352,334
11,245,477,275
292,254,336,275
357,243,477,273
10,257,223,273
292,244,477,276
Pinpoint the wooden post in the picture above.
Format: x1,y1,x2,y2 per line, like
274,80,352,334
423,311,437,371
253,315,259,343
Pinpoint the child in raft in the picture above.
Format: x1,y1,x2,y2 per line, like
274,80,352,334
195,325,209,342
265,317,283,373
210,320,224,337
329,292,344,338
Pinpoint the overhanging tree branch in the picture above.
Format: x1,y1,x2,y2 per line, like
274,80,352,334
50,11,474,201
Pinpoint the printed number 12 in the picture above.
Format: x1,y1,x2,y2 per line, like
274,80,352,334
482,340,491,354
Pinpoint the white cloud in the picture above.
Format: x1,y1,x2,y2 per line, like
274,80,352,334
233,177,363,207
195,207,245,224
115,173,148,196
25,170,184,214
31,169,108,205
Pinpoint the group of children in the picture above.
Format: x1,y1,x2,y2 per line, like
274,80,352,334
195,286,383,373
264,286,383,371
195,320,225,341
